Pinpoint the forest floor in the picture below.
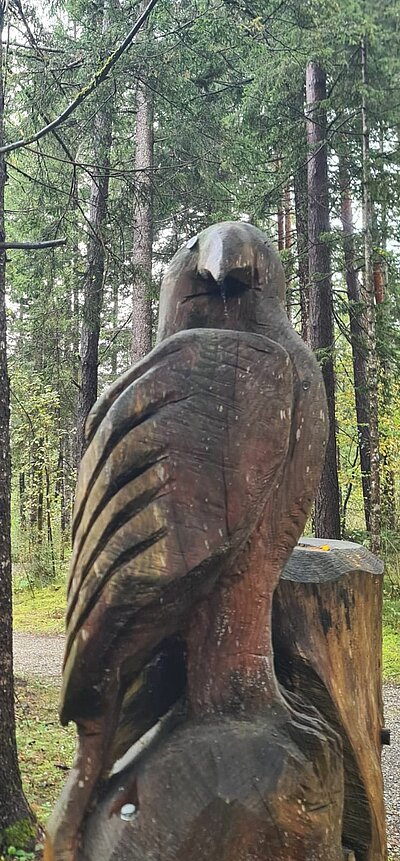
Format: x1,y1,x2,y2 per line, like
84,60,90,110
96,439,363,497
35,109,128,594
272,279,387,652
10,630,400,861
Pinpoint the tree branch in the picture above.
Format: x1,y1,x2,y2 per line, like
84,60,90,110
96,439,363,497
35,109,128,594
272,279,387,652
0,0,159,155
0,238,66,249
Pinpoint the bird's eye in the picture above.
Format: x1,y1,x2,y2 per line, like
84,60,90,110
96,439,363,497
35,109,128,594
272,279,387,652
198,269,217,285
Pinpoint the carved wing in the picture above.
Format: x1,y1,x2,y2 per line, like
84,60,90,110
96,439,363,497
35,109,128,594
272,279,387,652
61,328,293,725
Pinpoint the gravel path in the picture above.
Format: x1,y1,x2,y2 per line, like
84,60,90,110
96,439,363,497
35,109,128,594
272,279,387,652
383,684,400,859
13,631,65,678
13,632,399,856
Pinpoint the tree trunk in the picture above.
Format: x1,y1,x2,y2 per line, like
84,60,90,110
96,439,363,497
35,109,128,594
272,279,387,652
338,156,371,531
306,61,341,539
76,40,112,463
45,466,56,578
131,67,153,364
0,0,33,832
277,201,285,251
294,164,310,344
361,37,381,553
111,281,119,376
284,185,293,323
19,472,26,530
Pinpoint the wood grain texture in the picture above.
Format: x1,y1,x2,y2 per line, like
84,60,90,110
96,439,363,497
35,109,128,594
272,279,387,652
63,328,293,725
46,222,332,861
79,707,344,861
274,539,386,860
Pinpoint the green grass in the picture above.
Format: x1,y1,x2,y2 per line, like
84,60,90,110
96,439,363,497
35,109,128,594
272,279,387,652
13,584,66,635
15,678,75,824
382,577,400,681
382,620,400,682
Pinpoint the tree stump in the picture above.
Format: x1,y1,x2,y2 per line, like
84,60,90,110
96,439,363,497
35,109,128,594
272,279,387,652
274,537,386,861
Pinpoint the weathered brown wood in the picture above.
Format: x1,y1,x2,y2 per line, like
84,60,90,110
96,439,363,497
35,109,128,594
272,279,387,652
274,538,386,861
46,222,340,861
77,706,344,861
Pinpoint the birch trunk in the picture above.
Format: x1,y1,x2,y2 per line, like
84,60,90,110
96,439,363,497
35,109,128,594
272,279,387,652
306,61,341,539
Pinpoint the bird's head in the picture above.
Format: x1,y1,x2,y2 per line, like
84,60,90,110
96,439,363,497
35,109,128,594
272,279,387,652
157,221,286,341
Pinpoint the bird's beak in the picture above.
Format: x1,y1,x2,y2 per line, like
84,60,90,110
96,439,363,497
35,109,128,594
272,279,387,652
197,227,255,290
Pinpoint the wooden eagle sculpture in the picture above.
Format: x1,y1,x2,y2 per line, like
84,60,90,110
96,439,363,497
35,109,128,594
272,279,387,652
45,221,329,861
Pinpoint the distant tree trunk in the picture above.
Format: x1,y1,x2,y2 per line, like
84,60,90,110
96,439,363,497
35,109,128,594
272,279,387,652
361,36,381,553
19,472,26,530
339,156,371,531
284,186,292,249
131,65,153,364
294,164,310,344
306,61,341,539
0,0,33,831
277,202,284,251
45,466,56,578
111,281,119,376
377,149,396,532
55,441,68,557
381,463,396,532
284,185,294,323
72,275,80,359
37,478,44,544
76,94,112,462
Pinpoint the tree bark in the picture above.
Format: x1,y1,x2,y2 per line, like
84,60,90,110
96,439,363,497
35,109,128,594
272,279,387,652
76,59,112,463
306,61,341,539
338,156,371,531
277,201,284,251
111,281,119,376
294,163,310,344
19,472,26,530
131,60,153,364
284,185,293,323
274,539,386,860
361,36,381,553
0,0,33,832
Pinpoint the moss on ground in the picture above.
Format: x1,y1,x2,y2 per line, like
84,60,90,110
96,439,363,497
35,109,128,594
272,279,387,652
0,817,37,860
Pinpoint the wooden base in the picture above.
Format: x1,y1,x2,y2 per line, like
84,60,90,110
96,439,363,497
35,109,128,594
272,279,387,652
78,700,344,861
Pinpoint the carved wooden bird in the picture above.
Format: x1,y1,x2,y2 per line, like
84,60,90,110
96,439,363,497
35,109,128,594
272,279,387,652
45,221,327,861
